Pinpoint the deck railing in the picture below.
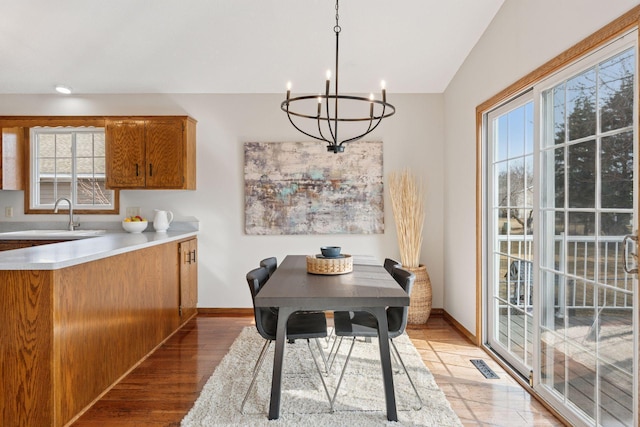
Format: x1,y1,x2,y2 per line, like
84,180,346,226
499,234,635,310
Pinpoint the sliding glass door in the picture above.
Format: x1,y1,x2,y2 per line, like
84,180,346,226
537,42,637,427
486,94,535,376
485,33,638,426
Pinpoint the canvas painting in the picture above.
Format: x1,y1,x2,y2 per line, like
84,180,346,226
244,141,383,235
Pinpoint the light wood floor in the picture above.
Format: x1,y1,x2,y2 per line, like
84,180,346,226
71,314,564,426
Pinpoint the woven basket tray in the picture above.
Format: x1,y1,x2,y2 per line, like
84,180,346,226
306,254,353,275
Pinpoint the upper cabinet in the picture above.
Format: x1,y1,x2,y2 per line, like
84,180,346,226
0,127,25,190
106,116,196,190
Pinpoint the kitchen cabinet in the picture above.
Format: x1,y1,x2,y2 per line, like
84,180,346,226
0,235,198,427
0,127,24,190
179,238,198,322
105,116,196,189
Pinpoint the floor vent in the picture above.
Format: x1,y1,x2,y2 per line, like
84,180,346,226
470,359,499,379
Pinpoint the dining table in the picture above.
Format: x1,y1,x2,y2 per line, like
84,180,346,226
254,254,410,421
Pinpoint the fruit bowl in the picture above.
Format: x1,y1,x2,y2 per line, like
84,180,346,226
122,220,148,233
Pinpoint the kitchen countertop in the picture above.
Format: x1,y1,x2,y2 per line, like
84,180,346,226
0,220,198,270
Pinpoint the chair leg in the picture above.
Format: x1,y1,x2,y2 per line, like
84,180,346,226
325,326,334,347
327,335,344,372
390,342,401,374
330,337,356,409
390,339,423,410
314,337,329,373
251,339,270,374
306,339,333,412
240,340,271,414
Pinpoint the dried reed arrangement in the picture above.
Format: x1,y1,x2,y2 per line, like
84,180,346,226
389,169,424,268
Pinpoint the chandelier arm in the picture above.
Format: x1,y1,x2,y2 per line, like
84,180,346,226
338,104,386,146
324,96,337,146
366,104,387,133
347,106,386,140
337,116,374,146
317,113,336,147
285,109,330,143
365,114,375,134
375,101,395,119
339,132,369,146
338,120,377,145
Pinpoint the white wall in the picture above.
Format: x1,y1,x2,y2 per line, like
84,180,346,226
442,0,639,334
0,93,445,309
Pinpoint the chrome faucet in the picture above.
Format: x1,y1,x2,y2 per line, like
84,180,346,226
54,197,79,231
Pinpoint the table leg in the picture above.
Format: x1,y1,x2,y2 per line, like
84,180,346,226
268,307,294,420
372,306,398,421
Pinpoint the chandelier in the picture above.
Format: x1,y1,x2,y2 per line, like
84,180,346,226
281,0,396,153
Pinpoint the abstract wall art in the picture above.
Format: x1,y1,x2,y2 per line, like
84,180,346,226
244,141,383,235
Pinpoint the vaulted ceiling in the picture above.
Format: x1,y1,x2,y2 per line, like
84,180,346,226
0,0,504,94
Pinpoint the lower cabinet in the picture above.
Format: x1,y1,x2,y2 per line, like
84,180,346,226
0,237,198,427
179,238,198,322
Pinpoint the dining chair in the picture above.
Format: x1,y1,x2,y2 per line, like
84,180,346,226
505,259,533,306
329,266,422,409
259,256,280,316
325,257,400,357
259,257,278,278
384,257,401,274
241,266,332,414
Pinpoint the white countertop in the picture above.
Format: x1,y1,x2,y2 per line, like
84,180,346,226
0,223,198,270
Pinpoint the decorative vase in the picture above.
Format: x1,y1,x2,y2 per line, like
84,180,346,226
404,264,432,324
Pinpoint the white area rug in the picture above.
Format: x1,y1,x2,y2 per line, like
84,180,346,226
182,326,462,426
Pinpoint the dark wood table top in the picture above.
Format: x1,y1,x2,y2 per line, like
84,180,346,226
254,255,409,310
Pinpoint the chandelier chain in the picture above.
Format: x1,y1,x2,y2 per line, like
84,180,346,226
334,0,341,33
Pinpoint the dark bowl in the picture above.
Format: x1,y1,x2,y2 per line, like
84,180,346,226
320,246,342,258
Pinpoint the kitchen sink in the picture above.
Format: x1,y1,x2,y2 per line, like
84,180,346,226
0,229,107,239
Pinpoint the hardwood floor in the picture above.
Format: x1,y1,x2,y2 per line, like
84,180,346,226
407,318,563,426
72,314,564,426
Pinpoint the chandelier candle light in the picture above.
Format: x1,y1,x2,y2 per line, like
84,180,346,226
281,0,396,153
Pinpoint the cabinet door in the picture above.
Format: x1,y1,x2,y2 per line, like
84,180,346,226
145,119,184,188
1,127,24,190
105,120,145,188
179,238,198,321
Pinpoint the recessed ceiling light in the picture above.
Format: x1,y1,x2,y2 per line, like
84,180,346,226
55,85,72,95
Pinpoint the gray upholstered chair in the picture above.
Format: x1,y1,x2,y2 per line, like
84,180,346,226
326,257,400,357
384,257,401,274
241,266,331,414
259,257,278,278
330,266,422,409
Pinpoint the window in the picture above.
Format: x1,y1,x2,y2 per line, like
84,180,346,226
29,127,117,212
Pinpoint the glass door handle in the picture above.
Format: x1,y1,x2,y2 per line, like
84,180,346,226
623,233,638,274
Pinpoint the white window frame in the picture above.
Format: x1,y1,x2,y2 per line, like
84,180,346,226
485,91,535,376
29,127,115,211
